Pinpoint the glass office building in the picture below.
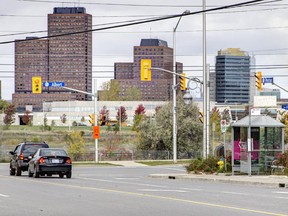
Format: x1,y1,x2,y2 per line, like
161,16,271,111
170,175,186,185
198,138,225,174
215,48,250,104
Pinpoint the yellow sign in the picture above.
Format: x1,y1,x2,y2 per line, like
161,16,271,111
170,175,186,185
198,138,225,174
140,59,151,81
32,76,42,94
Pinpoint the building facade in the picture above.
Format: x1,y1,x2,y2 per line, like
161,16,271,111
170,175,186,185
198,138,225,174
111,39,183,101
13,7,92,111
215,48,250,104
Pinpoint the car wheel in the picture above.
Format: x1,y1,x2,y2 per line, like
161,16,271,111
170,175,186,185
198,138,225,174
16,165,22,176
59,173,64,178
66,172,72,179
47,174,52,177
10,164,16,176
34,167,40,178
28,168,33,177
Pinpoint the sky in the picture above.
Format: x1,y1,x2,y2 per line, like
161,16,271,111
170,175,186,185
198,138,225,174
1,0,288,100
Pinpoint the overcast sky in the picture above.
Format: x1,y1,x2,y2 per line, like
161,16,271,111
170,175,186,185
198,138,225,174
1,0,288,100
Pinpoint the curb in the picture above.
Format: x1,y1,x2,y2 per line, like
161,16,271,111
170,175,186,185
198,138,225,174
149,174,288,188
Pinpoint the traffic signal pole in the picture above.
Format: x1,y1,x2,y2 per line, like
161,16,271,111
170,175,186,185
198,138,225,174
61,80,99,163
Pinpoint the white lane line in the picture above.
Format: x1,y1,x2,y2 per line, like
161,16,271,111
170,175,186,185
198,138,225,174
220,191,249,196
77,177,167,188
272,191,288,195
180,187,203,192
0,193,9,198
275,196,288,200
138,189,188,193
114,178,139,180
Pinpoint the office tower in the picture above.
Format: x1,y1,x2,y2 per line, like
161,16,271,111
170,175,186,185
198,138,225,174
215,48,250,104
110,39,183,101
13,7,92,111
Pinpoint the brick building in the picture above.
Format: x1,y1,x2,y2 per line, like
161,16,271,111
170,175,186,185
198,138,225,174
111,39,183,101
12,7,92,111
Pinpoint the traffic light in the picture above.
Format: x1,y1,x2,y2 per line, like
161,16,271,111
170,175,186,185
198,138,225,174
255,71,262,91
199,111,203,123
89,114,95,126
140,59,151,81
179,73,186,91
32,76,42,94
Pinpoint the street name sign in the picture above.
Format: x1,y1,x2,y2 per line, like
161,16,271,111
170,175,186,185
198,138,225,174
262,77,273,84
282,104,288,110
43,82,65,87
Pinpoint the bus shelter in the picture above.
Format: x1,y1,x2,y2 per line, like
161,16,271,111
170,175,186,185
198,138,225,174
231,115,285,175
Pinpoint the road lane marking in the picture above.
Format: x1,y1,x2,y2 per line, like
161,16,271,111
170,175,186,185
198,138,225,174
0,193,9,198
114,178,139,180
1,175,287,216
138,189,187,193
221,191,249,196
275,197,288,200
77,176,167,188
273,191,288,195
180,187,203,191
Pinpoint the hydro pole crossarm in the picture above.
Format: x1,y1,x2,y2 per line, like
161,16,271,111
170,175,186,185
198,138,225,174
151,67,203,85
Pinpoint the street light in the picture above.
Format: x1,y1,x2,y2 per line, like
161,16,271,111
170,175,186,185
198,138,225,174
183,90,193,105
172,10,190,163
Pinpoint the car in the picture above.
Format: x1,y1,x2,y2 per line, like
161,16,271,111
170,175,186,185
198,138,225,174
28,148,72,178
9,142,49,176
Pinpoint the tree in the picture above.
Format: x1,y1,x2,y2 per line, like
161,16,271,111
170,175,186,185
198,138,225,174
124,86,142,101
3,104,16,128
0,99,10,113
99,106,109,126
22,110,32,126
210,107,222,143
99,80,121,101
116,106,127,123
137,94,202,155
60,114,67,124
132,104,146,131
65,131,85,161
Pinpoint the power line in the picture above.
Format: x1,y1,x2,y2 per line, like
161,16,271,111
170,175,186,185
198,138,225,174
0,0,271,45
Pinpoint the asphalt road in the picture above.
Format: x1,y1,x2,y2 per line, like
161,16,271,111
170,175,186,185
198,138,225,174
0,163,287,216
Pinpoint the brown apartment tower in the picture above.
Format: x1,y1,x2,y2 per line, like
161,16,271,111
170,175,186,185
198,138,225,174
13,7,92,111
111,39,183,101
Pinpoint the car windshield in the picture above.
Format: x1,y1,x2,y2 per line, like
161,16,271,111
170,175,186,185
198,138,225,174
22,144,47,154
40,149,67,157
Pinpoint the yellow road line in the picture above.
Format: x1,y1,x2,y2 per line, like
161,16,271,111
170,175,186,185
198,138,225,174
1,175,287,216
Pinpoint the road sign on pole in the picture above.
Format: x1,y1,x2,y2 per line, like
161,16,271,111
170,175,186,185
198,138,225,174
282,104,288,110
262,77,273,85
221,119,226,133
43,82,65,87
93,126,100,139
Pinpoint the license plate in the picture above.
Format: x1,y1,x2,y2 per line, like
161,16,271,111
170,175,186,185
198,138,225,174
52,159,60,163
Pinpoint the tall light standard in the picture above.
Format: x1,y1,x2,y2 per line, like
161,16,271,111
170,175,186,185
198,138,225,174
202,0,208,159
172,10,190,163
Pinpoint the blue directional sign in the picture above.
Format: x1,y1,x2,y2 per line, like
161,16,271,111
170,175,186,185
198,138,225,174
262,77,273,85
43,82,65,87
282,104,288,110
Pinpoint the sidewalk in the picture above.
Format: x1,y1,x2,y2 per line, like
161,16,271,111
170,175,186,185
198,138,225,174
149,173,288,188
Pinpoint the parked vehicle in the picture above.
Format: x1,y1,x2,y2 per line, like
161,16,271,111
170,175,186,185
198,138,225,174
9,142,49,176
28,148,72,178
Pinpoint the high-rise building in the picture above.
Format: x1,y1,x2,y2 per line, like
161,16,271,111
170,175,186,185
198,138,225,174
13,7,92,111
215,48,250,104
105,39,182,101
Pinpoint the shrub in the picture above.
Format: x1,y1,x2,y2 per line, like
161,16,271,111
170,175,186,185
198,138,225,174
186,156,220,174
